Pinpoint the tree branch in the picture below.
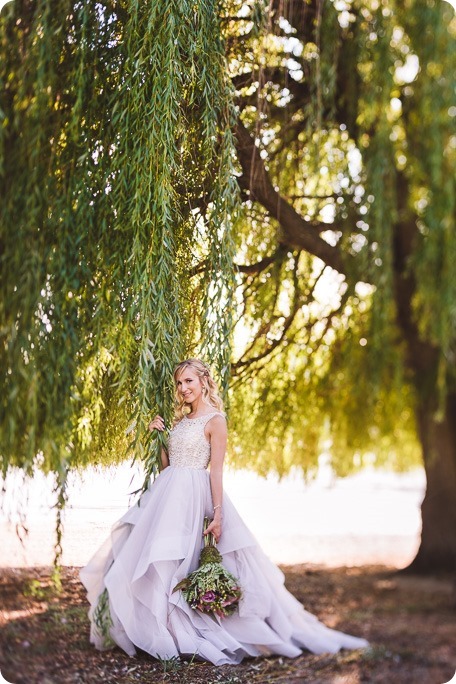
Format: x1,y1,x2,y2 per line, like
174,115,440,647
236,246,286,274
233,256,328,377
235,120,347,275
233,280,302,373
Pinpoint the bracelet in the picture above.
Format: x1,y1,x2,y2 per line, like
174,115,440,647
213,504,222,511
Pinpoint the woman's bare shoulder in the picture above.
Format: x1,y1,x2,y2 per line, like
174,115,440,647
206,412,227,432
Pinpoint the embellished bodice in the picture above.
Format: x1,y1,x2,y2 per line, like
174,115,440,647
168,412,224,469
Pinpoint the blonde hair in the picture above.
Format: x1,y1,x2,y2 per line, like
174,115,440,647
173,358,224,423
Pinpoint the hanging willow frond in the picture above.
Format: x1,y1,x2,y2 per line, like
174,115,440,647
0,1,238,491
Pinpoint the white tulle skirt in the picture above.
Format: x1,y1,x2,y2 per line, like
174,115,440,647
79,466,368,665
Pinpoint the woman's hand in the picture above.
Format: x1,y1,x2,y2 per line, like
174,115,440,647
204,514,222,543
148,415,166,432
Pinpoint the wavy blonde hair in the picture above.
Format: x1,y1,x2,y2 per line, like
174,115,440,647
173,358,224,423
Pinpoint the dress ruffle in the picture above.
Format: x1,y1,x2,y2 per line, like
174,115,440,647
80,465,368,665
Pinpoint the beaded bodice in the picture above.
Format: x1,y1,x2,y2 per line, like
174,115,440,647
168,412,224,469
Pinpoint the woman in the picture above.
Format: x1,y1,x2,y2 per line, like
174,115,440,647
80,358,368,665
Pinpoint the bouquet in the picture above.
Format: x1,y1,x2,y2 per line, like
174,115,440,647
173,517,242,618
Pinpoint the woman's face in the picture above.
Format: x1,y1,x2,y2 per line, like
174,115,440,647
176,367,203,405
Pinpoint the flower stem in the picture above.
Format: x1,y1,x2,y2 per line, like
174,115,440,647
203,516,215,547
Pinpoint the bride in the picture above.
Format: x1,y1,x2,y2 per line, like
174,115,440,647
80,358,368,665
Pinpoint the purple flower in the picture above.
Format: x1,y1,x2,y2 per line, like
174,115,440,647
201,591,216,603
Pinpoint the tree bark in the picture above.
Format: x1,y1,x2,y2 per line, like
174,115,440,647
409,392,456,573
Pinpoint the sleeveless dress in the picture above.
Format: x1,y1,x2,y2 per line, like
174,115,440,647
80,412,368,664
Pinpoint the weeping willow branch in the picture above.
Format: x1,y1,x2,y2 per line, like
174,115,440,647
0,0,239,538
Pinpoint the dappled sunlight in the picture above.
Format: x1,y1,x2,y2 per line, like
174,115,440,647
1,606,47,625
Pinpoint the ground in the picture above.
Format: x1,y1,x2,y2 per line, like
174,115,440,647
0,564,454,684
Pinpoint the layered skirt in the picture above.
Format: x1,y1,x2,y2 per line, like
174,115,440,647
80,466,368,665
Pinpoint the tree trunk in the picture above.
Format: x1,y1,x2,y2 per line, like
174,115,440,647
408,392,456,573
393,207,456,573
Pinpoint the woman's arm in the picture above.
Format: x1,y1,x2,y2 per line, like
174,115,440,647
148,415,169,470
204,415,227,543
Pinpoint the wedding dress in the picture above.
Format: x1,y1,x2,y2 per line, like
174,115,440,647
80,412,368,664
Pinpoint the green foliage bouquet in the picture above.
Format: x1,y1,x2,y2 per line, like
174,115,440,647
173,518,242,618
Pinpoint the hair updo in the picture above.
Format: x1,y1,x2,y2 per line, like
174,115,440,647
173,358,224,423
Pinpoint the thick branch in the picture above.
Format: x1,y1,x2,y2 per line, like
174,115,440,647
235,120,347,275
236,247,286,274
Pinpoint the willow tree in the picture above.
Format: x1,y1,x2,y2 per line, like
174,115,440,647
226,0,456,573
1,0,455,575
0,0,237,549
